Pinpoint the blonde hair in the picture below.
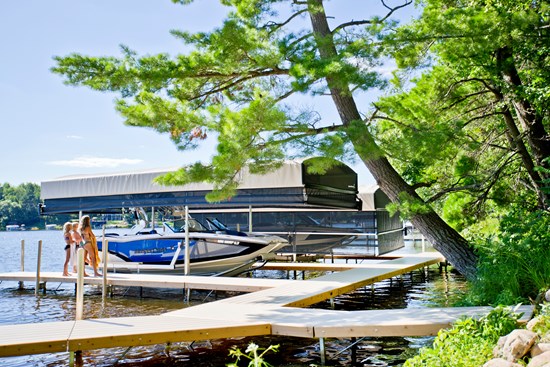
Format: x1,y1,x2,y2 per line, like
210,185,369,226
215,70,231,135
63,222,72,234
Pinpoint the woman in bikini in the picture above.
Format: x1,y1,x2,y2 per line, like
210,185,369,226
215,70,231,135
62,222,72,276
79,215,101,277
70,222,88,276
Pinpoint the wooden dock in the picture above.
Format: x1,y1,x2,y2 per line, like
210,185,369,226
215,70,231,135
0,271,294,293
0,253,535,359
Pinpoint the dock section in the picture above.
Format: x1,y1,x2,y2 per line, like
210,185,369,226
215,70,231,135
0,253,534,359
0,271,295,293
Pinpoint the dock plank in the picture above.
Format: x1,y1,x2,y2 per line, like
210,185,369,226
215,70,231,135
0,320,73,356
182,254,445,308
0,271,295,293
0,316,271,357
67,316,270,351
270,305,534,338
261,255,443,272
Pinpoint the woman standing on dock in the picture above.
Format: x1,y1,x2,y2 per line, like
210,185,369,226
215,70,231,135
62,222,72,276
70,222,86,275
80,215,101,277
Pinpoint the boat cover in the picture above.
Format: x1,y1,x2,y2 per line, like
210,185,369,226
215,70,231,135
40,158,366,214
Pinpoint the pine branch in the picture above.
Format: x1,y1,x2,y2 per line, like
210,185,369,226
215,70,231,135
332,0,412,34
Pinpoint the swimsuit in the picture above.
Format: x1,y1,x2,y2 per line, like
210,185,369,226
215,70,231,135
64,234,71,251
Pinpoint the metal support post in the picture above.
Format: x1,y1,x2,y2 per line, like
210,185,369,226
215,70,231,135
19,240,25,290
319,337,326,365
102,239,109,302
35,240,42,296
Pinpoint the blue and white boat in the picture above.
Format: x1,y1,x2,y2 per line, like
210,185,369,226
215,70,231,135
97,217,287,276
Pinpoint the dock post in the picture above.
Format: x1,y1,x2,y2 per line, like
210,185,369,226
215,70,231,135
248,205,253,233
319,337,326,365
34,240,42,296
102,239,109,302
351,337,357,365
72,248,85,367
184,206,190,276
19,240,25,290
76,248,85,320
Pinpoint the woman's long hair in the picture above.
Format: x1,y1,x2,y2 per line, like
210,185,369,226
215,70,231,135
80,215,91,231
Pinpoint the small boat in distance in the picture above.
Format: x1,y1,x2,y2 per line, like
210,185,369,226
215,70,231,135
97,217,287,276
5,225,21,231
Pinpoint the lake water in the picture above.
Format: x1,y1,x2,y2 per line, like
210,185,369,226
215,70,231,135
0,230,467,366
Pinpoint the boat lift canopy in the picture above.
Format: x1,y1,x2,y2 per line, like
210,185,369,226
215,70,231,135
40,158,366,215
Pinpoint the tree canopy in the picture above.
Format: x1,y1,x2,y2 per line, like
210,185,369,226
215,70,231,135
375,0,549,234
0,183,41,229
47,0,548,279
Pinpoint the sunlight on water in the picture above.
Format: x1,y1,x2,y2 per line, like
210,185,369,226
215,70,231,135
0,230,467,366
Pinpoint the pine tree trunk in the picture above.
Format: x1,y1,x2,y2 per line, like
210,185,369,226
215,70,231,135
308,0,478,279
496,47,550,173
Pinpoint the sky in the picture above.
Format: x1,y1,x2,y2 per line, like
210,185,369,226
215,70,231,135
0,1,417,188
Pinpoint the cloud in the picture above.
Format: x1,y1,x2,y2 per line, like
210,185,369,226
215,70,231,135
48,156,143,168
66,135,83,140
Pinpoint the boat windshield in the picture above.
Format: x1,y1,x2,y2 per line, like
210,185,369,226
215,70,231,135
205,217,230,231
179,218,209,232
162,217,210,233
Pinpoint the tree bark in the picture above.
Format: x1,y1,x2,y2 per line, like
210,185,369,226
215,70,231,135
307,0,478,279
496,47,550,175
496,93,549,207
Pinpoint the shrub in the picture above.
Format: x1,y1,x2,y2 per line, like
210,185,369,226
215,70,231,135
404,307,521,367
467,208,550,305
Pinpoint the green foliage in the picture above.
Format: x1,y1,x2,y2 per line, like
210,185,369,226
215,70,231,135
404,306,521,367
0,183,73,230
441,193,476,232
387,191,432,219
0,183,41,229
467,208,550,305
51,0,402,202
529,303,550,339
227,342,279,367
376,0,550,235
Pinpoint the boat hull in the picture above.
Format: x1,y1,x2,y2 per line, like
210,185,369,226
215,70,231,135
97,232,286,276
251,225,359,253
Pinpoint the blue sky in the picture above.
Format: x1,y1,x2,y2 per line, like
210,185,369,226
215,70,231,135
1,1,417,187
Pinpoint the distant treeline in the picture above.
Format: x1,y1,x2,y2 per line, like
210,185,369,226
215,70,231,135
0,183,73,230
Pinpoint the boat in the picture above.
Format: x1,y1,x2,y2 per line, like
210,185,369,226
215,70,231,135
247,214,360,253
197,213,361,254
5,225,21,231
96,217,288,276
